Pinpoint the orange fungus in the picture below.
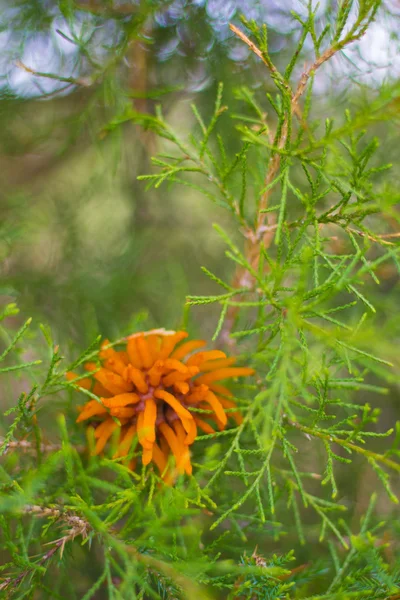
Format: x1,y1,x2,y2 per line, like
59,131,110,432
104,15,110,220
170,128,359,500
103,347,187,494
68,330,254,481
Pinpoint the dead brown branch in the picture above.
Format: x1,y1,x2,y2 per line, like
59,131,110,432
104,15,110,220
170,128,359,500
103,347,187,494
15,60,92,87
0,437,86,455
0,506,90,592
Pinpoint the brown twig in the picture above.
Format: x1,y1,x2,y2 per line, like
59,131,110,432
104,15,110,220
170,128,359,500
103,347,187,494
221,20,389,344
15,60,92,87
0,437,86,455
377,232,400,239
0,506,90,592
346,227,398,246
0,503,209,598
229,25,293,101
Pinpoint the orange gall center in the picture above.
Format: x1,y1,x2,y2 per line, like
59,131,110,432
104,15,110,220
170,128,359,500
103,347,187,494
68,329,254,481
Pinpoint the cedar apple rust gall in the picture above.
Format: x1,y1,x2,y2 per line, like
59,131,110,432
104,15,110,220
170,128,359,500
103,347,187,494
68,330,254,483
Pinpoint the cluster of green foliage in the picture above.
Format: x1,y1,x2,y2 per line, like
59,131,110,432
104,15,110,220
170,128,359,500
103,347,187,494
1,0,400,598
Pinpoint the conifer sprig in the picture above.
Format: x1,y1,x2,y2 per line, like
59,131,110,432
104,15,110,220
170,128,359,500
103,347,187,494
1,1,400,598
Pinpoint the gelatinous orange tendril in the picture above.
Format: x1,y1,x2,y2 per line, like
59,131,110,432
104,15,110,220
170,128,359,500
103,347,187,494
69,330,254,482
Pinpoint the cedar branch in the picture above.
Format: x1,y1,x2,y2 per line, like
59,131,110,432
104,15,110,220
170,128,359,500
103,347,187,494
222,17,385,343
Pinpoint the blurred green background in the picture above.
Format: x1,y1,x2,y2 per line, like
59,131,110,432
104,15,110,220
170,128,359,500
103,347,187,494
0,0,397,346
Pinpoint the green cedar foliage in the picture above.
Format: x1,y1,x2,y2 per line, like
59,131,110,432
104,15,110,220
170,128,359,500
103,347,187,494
1,1,400,598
